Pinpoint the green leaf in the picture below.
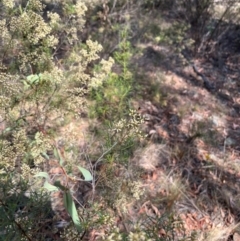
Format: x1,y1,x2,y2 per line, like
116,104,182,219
2,127,11,134
53,147,59,159
77,166,93,181
26,74,42,84
43,181,59,192
23,81,30,90
63,191,82,232
41,152,50,160
54,180,67,191
58,151,64,166
34,172,50,180
53,147,64,166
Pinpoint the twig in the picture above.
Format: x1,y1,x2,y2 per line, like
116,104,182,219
90,142,118,197
181,50,215,91
110,0,118,14
179,190,203,214
208,2,234,42
94,142,118,167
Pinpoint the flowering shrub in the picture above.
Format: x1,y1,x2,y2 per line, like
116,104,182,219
0,0,114,239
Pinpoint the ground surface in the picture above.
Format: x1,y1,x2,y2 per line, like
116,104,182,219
130,18,240,240
45,6,240,240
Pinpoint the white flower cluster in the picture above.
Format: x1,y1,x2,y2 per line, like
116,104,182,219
75,1,88,17
30,132,51,167
2,0,14,9
12,129,28,158
62,1,87,31
60,225,83,241
130,181,145,200
112,109,144,139
0,140,16,173
80,40,103,64
103,227,153,241
65,27,78,44
42,66,64,85
67,39,107,88
21,163,31,179
128,231,153,241
0,73,20,109
105,228,123,241
27,0,44,12
11,11,52,45
90,57,115,88
47,12,61,28
0,19,11,46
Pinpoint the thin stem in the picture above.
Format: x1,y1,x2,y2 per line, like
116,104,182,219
94,142,118,167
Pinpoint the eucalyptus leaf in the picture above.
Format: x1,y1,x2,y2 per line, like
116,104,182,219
58,150,64,166
3,127,11,134
63,191,82,232
53,147,64,166
77,166,93,181
43,181,59,192
41,152,50,160
34,172,50,180
53,147,59,159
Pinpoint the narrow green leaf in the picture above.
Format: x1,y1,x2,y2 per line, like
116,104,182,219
41,152,50,160
43,181,59,192
58,150,64,166
53,147,59,159
2,127,11,133
19,5,23,14
34,172,50,180
53,147,64,166
77,166,93,181
63,191,82,232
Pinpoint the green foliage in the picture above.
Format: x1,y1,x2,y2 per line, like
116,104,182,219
0,176,53,241
77,166,93,181
1,0,221,239
90,27,133,120
0,0,113,239
142,213,196,241
63,191,82,232
181,0,214,27
34,146,93,233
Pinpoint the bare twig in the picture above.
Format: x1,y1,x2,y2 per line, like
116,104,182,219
94,142,118,168
179,190,203,214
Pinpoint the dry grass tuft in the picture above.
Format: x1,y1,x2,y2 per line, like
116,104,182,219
133,143,171,171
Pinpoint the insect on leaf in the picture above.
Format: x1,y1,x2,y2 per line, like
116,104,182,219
77,166,93,181
63,191,82,232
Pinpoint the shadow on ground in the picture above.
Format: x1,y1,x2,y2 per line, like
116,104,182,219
130,12,240,239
